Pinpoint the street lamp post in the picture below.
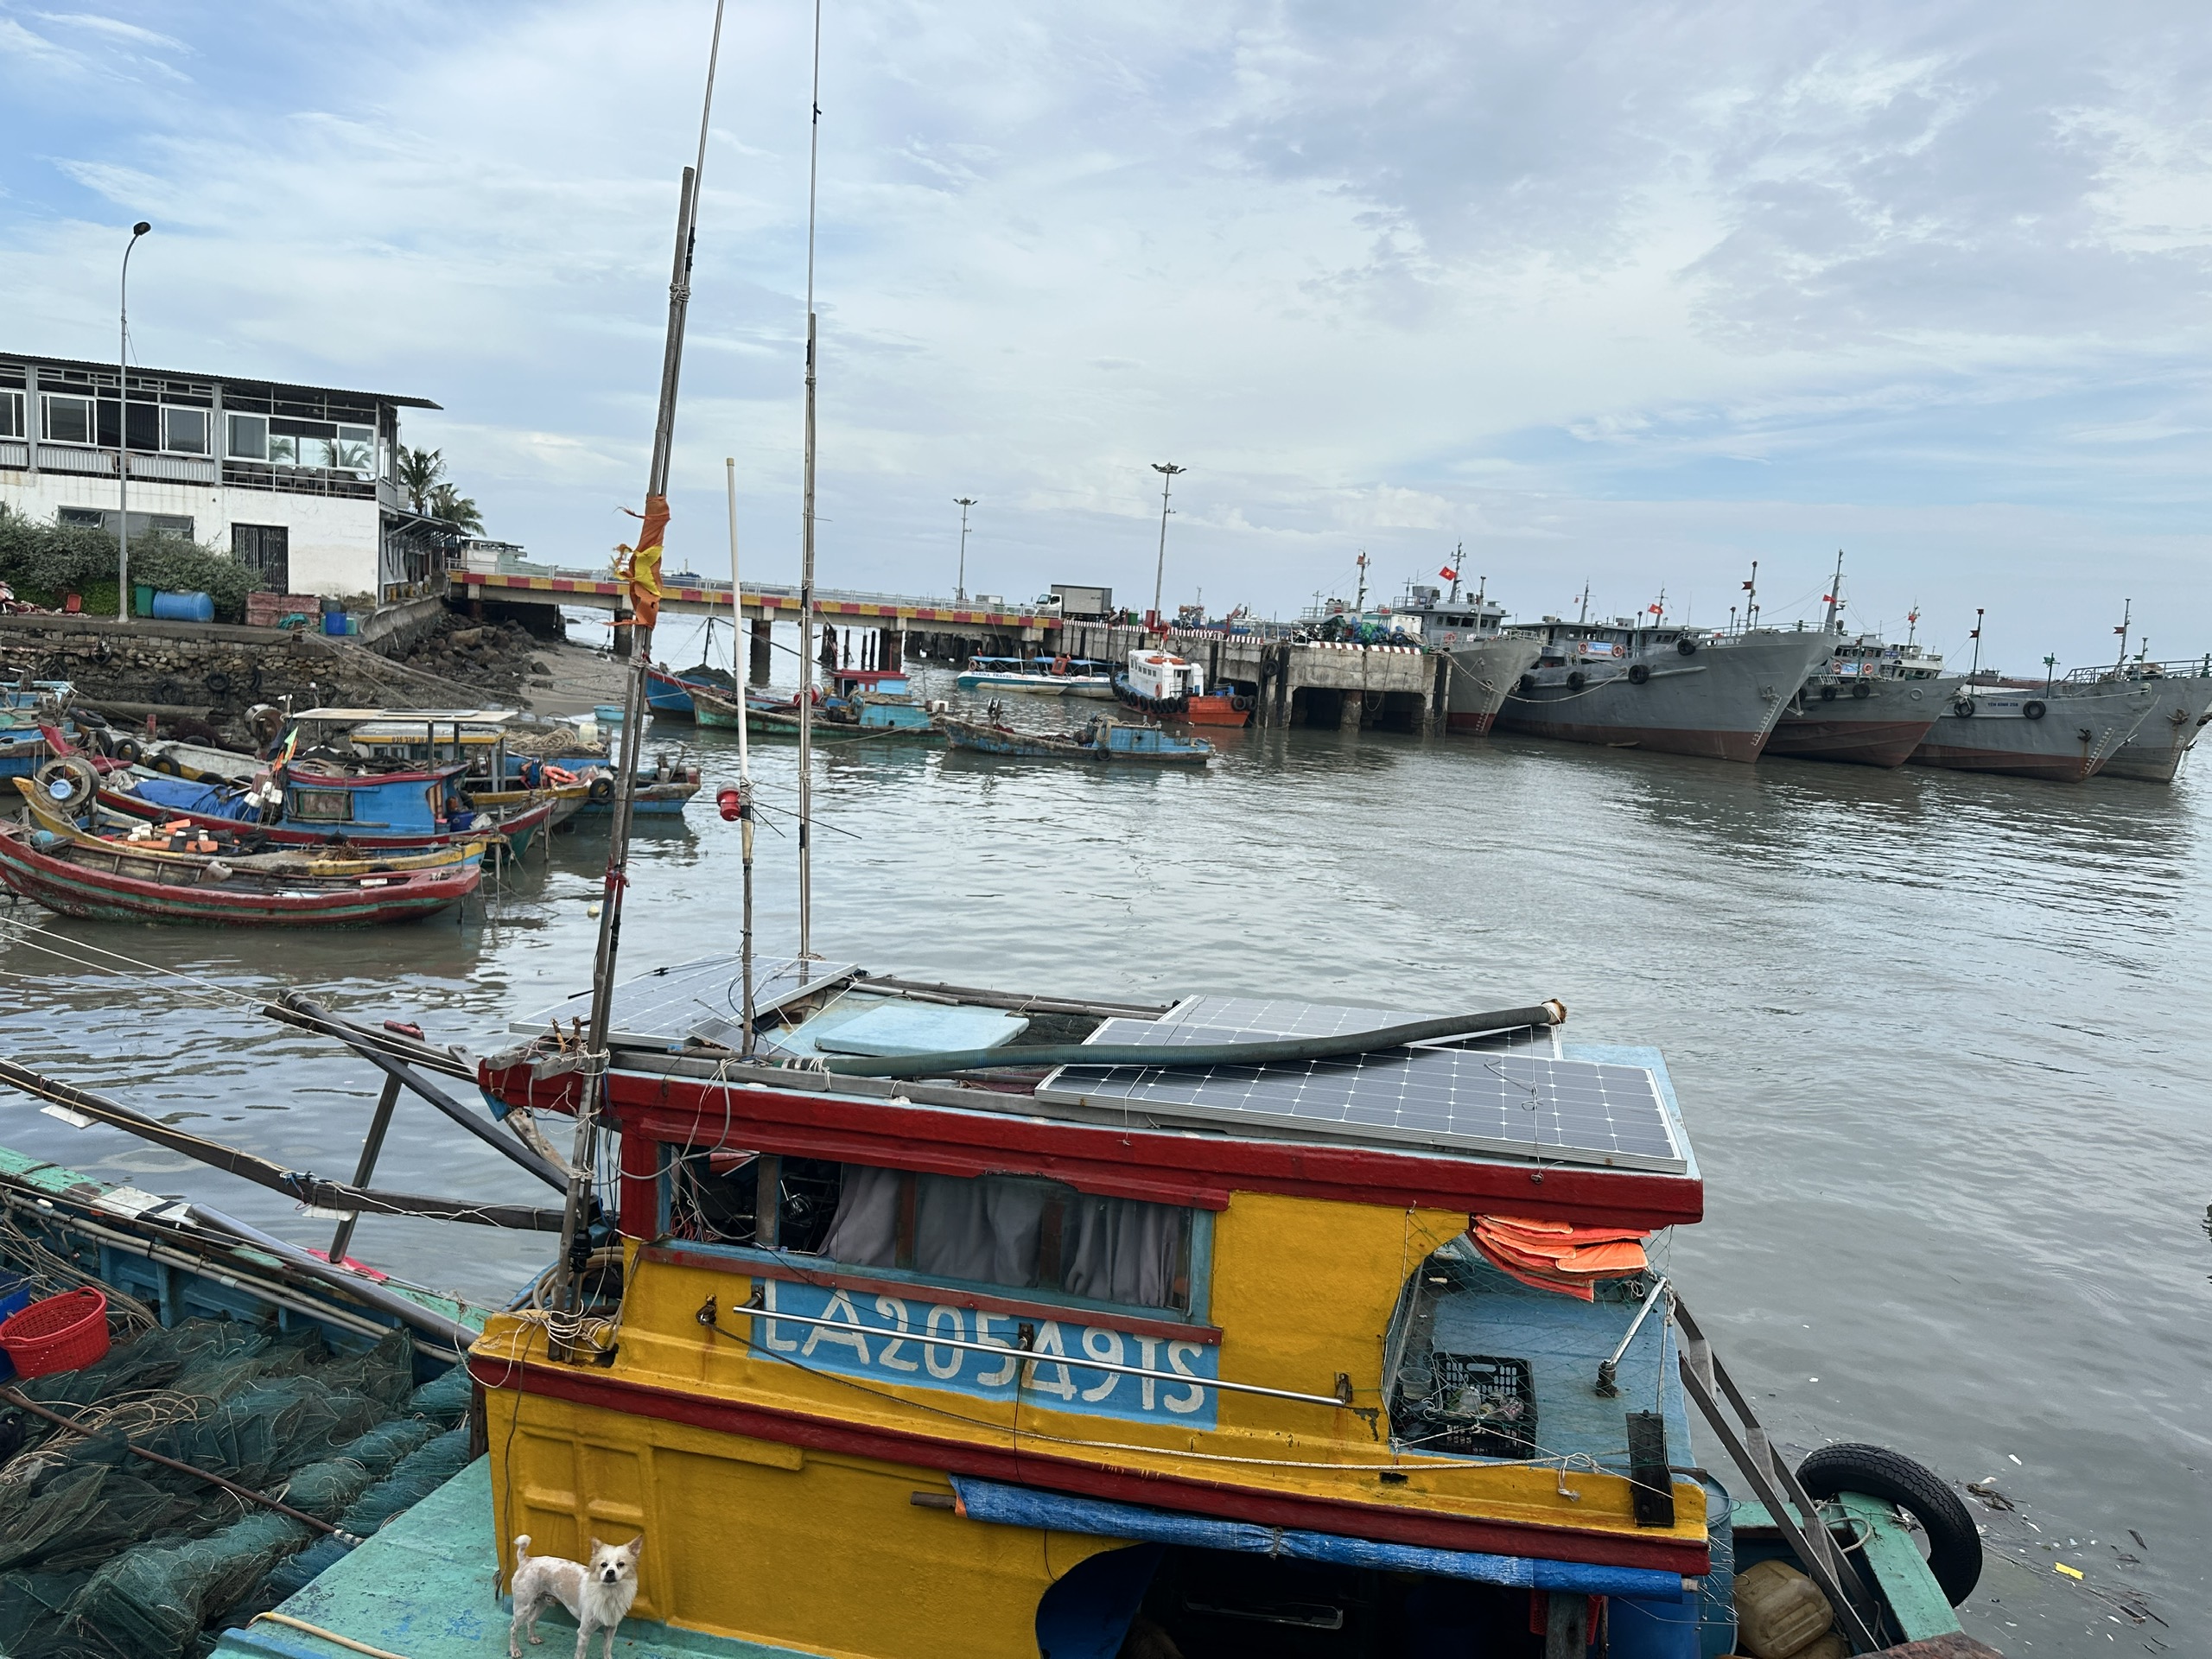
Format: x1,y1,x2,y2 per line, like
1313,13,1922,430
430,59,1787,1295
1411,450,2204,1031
953,497,976,605
1149,462,1184,626
118,220,151,622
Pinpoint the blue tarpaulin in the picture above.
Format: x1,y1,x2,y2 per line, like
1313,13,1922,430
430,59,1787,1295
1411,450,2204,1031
949,1477,1686,1601
124,775,259,821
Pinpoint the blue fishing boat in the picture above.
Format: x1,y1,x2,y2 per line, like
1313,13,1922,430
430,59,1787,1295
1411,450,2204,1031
943,709,1214,764
645,662,739,718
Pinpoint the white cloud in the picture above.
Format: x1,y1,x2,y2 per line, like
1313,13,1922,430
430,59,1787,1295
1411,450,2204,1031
2,0,2209,663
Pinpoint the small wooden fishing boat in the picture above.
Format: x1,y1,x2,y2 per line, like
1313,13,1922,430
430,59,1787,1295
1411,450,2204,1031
955,652,1118,698
645,661,739,717
694,684,939,743
10,779,483,879
0,817,482,926
943,709,1215,763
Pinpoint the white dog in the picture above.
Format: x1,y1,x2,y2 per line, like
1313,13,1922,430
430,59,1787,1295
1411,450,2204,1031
509,1534,643,1659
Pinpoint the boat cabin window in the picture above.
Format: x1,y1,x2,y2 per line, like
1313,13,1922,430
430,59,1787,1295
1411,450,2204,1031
665,1151,1192,1313
289,787,353,822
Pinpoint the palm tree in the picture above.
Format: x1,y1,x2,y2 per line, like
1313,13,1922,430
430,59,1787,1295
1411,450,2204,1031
426,482,486,536
397,446,446,513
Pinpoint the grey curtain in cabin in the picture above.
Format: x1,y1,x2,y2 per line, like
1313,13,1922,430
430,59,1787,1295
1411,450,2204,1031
817,1165,1183,1311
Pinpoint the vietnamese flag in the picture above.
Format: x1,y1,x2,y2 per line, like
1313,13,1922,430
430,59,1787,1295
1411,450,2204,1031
1440,565,1458,581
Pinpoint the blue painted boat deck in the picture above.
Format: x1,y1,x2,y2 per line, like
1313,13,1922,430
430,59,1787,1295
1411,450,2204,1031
212,1461,808,1659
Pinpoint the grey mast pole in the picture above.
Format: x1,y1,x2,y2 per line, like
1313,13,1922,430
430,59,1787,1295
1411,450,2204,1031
118,221,149,622
555,0,728,1326
1149,461,1183,626
797,0,824,966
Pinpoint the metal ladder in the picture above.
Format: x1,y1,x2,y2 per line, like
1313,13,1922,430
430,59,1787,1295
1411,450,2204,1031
1670,1297,1887,1654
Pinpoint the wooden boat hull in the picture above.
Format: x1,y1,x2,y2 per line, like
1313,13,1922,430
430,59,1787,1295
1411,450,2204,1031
0,823,480,925
942,717,1211,762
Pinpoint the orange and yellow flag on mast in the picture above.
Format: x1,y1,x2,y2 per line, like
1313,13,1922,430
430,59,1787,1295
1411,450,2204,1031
614,494,670,631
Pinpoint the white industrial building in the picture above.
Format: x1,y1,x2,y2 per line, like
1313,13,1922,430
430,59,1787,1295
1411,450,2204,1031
0,350,448,600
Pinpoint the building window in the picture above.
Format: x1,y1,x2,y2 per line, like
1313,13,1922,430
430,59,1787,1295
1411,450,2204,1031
333,425,373,473
162,407,210,455
232,524,289,592
267,433,299,466
0,390,22,439
42,394,95,445
226,413,269,461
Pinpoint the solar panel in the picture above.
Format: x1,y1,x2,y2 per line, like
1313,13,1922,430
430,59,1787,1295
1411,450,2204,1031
513,955,856,1047
1036,999,1681,1172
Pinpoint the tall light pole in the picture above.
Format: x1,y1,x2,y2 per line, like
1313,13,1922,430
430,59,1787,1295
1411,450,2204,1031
1150,461,1184,626
953,497,976,604
118,220,150,622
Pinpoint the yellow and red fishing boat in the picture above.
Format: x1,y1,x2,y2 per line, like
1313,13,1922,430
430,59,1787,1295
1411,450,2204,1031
472,963,1983,1658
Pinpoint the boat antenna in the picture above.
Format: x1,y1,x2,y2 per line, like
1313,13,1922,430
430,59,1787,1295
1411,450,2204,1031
2113,598,2131,674
1823,550,1844,634
796,0,823,967
556,0,728,1329
728,456,755,1052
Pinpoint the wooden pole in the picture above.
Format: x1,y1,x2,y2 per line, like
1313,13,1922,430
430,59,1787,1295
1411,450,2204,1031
326,1073,401,1265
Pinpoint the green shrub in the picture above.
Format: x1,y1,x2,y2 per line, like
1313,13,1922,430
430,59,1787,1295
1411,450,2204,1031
0,507,253,623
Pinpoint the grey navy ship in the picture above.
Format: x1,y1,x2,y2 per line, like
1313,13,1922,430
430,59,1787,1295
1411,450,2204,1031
1491,603,1836,762
1389,582,1542,734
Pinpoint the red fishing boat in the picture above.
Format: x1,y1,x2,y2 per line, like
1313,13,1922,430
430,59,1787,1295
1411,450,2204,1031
0,819,482,926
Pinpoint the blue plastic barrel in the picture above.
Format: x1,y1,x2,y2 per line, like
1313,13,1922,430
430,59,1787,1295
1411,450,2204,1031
150,590,215,623
324,611,348,635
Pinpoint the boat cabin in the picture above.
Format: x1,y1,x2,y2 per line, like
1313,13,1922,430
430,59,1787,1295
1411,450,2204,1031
831,667,912,699
1520,618,1713,669
1123,650,1203,702
290,707,519,791
1821,636,1948,682
473,964,1719,1659
1395,585,1510,645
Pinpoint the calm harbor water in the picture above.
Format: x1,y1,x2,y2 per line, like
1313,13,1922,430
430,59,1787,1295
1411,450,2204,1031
2,649,2204,1655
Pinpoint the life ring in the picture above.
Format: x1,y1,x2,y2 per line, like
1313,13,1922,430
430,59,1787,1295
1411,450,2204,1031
1676,636,1700,656
1818,684,1838,701
1797,1443,1981,1605
1850,681,1872,699
587,775,615,804
1627,663,1651,685
2021,699,2046,720
1566,671,1586,690
111,736,143,766
1953,696,1977,718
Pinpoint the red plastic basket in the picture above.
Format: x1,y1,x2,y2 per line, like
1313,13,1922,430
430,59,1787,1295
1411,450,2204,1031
0,1287,111,1378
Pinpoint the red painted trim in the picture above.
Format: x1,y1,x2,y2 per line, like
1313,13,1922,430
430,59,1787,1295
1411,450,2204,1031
594,1073,1700,1228
469,1353,1707,1575
640,1244,1224,1344
620,1129,660,1238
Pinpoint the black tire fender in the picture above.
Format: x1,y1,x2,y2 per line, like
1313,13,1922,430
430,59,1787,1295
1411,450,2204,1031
204,671,232,698
1627,663,1651,685
1676,636,1699,656
1953,696,1976,718
2021,699,2045,720
1818,683,1838,701
1566,670,1586,690
111,736,143,766
587,775,615,804
1516,673,1536,696
1851,680,1872,699
1796,1442,1982,1605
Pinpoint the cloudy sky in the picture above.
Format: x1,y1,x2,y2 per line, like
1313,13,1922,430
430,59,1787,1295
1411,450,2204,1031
5,1,2209,670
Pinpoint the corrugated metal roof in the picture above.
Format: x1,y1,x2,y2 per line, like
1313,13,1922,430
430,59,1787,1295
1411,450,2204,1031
0,350,441,410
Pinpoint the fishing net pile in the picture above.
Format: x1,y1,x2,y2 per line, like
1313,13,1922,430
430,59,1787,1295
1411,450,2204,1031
0,1319,474,1659
506,724,607,758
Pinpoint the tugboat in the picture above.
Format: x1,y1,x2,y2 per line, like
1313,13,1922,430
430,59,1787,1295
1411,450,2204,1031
1112,649,1254,728
1389,582,1544,736
1496,608,1836,762
467,962,1995,1658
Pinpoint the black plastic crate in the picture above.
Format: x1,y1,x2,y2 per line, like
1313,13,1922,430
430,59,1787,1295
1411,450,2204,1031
1395,1351,1538,1459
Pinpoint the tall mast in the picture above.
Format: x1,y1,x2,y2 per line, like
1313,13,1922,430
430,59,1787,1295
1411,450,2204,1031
1823,550,1844,634
1448,543,1462,604
728,457,755,1052
555,0,728,1324
1968,607,1985,679
797,0,823,965
1742,561,1758,630
2113,598,2131,673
